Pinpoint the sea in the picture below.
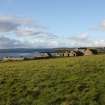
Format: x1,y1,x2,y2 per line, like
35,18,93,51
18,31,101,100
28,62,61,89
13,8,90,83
0,48,55,59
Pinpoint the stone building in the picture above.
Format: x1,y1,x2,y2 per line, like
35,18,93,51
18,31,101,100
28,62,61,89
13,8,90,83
84,48,97,56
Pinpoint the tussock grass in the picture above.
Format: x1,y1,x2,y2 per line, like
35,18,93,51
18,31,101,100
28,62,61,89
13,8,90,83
0,55,105,105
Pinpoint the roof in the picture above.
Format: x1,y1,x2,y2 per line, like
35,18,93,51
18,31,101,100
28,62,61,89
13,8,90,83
84,48,97,54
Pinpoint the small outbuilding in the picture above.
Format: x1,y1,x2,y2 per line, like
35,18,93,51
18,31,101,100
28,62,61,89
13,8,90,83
63,51,70,57
84,48,97,56
63,50,84,57
3,57,24,61
40,53,50,57
69,51,77,56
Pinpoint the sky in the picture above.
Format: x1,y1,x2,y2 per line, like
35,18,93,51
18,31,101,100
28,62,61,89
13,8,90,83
0,0,105,48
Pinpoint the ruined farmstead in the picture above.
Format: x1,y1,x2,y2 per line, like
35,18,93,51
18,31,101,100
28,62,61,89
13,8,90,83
63,50,84,57
84,48,97,56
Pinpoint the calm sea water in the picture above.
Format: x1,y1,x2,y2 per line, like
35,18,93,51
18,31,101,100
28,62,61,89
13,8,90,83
0,48,55,58
0,52,42,58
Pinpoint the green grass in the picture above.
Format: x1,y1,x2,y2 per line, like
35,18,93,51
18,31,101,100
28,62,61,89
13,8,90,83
0,55,105,105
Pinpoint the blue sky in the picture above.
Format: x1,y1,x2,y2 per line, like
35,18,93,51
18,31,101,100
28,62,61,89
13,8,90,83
0,0,105,48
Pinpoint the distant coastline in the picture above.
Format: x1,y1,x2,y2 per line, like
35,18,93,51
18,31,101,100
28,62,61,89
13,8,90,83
0,47,105,60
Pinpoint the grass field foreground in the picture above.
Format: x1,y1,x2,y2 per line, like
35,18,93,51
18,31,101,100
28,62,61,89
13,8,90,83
0,55,105,105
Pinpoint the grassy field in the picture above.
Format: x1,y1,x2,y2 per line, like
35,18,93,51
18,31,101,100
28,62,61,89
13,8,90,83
0,55,105,105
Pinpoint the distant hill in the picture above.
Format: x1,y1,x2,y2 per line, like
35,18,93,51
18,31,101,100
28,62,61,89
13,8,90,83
0,47,105,53
54,47,105,53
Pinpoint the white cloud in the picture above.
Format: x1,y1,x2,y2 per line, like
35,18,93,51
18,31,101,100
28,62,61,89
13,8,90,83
0,16,32,32
100,20,105,31
90,19,105,31
0,36,27,48
67,33,105,47
0,16,105,48
47,33,105,48
0,16,58,48
70,33,89,42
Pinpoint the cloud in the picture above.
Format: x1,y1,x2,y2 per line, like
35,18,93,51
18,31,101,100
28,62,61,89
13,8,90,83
16,28,57,39
92,40,105,47
0,16,105,49
0,16,58,48
1,31,105,48
0,36,59,49
100,20,105,31
66,33,105,47
0,36,26,48
90,20,105,31
57,33,92,47
70,33,89,42
0,16,32,32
